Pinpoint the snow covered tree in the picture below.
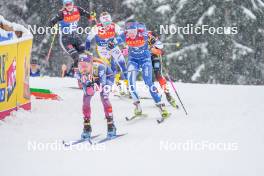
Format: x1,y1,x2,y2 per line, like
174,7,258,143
0,0,28,24
124,0,264,85
2,0,264,83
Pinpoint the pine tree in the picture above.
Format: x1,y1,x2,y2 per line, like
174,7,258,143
125,0,264,85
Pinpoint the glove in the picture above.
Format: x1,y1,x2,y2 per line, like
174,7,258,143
81,73,95,96
122,47,129,57
149,37,156,45
85,39,91,51
107,41,115,50
81,74,93,87
89,11,97,22
48,20,56,28
90,11,96,19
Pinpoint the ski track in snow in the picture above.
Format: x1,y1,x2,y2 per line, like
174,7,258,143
0,77,264,176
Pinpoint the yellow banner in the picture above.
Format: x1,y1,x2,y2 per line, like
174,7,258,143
0,39,32,119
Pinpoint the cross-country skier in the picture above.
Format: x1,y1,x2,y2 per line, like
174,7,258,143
110,20,170,118
148,31,178,108
48,0,93,74
78,53,116,139
85,12,128,94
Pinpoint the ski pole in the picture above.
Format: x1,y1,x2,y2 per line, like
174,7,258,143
46,24,58,63
166,73,188,115
92,69,139,79
106,69,138,78
159,55,188,115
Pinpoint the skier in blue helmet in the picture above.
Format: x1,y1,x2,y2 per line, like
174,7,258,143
110,20,170,119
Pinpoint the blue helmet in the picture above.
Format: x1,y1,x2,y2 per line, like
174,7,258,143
125,20,146,30
125,20,138,30
63,0,74,5
125,20,147,35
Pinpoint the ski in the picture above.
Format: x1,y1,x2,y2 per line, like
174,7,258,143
96,133,127,144
114,94,152,100
157,113,172,124
62,134,100,147
68,87,81,90
174,104,180,109
140,97,153,100
169,102,180,109
125,113,148,121
114,94,130,100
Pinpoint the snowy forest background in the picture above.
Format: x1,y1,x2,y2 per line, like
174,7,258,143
1,0,264,85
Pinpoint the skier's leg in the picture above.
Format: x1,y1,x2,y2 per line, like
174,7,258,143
153,57,178,108
127,61,139,102
128,61,142,115
106,65,115,86
110,57,118,76
111,59,126,95
111,47,129,95
82,94,92,139
96,45,111,65
100,90,113,118
74,34,86,54
111,47,128,80
60,34,79,67
100,90,116,138
153,58,167,91
142,61,170,117
142,61,161,103
83,94,92,120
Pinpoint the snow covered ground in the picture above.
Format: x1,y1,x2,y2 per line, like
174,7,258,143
0,77,264,176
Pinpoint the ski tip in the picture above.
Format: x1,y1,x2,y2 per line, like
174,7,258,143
157,119,164,124
96,133,128,144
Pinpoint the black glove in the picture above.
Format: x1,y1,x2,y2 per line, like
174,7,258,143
107,41,115,50
150,37,156,45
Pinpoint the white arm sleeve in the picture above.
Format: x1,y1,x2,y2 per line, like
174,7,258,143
114,23,124,36
87,26,98,41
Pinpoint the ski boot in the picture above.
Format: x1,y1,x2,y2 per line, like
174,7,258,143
123,79,131,98
107,117,117,139
156,102,170,118
119,87,126,96
118,80,130,97
165,92,179,109
81,119,92,139
133,101,143,116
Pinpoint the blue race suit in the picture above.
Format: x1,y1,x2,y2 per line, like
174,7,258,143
115,23,161,103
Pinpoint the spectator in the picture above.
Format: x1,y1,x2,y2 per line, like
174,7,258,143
0,28,13,42
0,15,23,42
30,59,41,77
